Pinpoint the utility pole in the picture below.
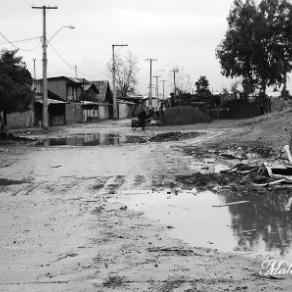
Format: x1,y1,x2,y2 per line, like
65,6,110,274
112,44,128,119
170,67,179,96
32,5,58,129
74,65,78,78
145,58,157,107
160,80,166,100
153,75,160,99
33,58,37,91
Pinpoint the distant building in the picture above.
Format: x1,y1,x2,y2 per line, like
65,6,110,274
90,80,113,104
35,77,113,125
36,76,83,102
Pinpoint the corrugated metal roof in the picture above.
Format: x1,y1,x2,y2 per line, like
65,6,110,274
34,98,67,105
45,76,82,84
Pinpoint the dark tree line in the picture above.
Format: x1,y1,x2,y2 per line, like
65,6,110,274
0,50,33,133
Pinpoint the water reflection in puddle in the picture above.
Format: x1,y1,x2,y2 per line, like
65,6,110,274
43,133,125,146
117,190,292,261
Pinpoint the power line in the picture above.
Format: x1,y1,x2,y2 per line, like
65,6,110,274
47,41,75,70
0,36,41,45
48,41,104,80
0,32,41,51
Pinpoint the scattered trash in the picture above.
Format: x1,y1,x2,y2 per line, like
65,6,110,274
212,201,250,208
234,229,257,236
280,144,292,164
264,163,292,182
253,179,286,187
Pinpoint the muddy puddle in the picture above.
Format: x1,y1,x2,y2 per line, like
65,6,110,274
116,189,292,261
41,131,203,147
43,133,127,147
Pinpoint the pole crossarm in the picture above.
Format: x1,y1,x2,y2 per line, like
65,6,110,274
32,6,58,9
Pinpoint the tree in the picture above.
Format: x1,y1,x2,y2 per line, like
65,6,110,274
230,80,241,93
0,50,33,133
195,75,211,97
108,51,139,98
216,0,292,112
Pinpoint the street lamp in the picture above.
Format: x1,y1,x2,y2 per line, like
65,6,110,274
48,25,75,42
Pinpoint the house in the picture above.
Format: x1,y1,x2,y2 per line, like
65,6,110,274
83,82,99,102
118,94,165,119
90,80,113,119
36,76,83,102
90,80,113,104
35,77,113,124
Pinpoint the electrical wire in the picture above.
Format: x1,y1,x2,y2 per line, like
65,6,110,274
47,41,105,80
0,36,41,45
0,32,41,51
48,41,109,79
47,41,75,70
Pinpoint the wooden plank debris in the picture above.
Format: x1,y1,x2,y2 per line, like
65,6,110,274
212,201,250,208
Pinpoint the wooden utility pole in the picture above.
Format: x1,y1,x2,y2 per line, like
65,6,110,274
112,44,128,119
153,75,160,99
160,80,166,100
32,5,58,129
33,58,37,91
170,67,179,96
145,58,157,107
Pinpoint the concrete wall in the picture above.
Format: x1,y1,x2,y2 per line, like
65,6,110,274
7,110,34,129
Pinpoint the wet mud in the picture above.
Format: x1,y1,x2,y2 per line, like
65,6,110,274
149,131,203,142
1,121,292,291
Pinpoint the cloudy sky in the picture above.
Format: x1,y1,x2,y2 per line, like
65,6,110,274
1,0,291,95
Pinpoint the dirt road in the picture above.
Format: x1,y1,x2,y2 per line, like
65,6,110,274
0,120,291,291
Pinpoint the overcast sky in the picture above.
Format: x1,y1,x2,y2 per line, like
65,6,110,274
1,0,291,95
